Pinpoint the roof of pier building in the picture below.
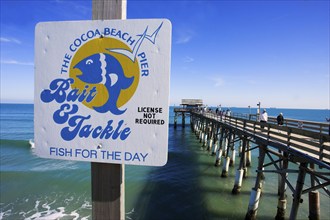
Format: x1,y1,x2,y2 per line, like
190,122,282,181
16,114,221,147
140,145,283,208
181,99,203,107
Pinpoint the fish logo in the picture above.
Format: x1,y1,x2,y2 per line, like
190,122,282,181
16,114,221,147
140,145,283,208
74,52,134,115
69,23,163,115
69,37,140,115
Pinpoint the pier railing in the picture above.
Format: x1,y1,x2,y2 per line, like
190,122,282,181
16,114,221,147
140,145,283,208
231,112,329,134
190,109,330,165
187,109,329,135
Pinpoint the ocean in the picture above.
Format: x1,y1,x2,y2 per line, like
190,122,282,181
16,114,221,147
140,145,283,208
0,103,329,220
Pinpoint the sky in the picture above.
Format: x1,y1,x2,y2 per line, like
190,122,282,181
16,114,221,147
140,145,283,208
0,0,329,109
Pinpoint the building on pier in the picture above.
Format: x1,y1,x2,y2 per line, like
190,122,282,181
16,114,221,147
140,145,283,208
174,99,203,128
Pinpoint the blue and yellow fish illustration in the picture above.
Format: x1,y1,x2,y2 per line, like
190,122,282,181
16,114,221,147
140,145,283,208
74,53,134,115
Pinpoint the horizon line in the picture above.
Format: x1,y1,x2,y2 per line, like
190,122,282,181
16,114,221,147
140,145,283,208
1,101,329,111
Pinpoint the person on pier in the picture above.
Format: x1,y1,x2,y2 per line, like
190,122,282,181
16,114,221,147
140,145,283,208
276,112,284,133
226,109,231,116
277,113,284,126
259,109,268,129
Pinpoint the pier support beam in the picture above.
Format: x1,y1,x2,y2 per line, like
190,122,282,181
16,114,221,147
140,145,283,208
221,156,230,177
190,115,194,130
246,188,262,220
308,191,320,220
308,163,320,220
206,122,214,151
202,133,207,146
229,133,236,166
232,169,244,194
199,120,205,143
174,113,177,129
195,119,201,136
246,141,252,167
232,137,247,194
215,127,224,166
289,163,308,220
197,119,201,134
245,145,266,220
239,139,243,157
202,123,208,147
211,125,220,156
230,148,236,166
275,152,288,220
221,132,233,177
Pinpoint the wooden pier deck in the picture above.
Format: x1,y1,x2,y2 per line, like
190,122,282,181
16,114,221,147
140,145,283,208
174,107,330,220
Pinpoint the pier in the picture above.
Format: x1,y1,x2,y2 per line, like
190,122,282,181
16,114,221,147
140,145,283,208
174,102,330,220
174,99,203,128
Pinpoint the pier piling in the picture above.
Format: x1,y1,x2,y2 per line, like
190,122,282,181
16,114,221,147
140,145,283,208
289,163,308,220
308,191,320,220
308,163,321,220
211,125,220,155
221,156,231,177
275,152,288,220
215,127,224,166
221,131,233,177
174,113,177,129
232,137,247,194
245,145,266,220
246,141,252,167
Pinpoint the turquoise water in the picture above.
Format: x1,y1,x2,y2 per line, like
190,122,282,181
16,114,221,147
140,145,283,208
0,104,329,219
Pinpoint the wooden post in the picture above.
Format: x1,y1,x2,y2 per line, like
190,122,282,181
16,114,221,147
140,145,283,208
221,131,232,177
245,144,266,220
243,140,251,178
190,114,194,130
198,118,202,136
91,163,124,219
199,119,205,143
215,127,224,166
232,136,247,194
275,152,288,220
308,191,320,220
196,117,200,136
246,140,252,167
195,118,201,137
91,1,126,219
229,133,236,166
238,139,243,157
211,124,220,156
207,122,214,151
93,0,126,20
192,116,196,133
174,112,177,129
309,163,320,220
202,120,209,147
289,163,308,220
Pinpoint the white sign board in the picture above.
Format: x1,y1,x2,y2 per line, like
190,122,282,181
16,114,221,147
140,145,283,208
35,19,171,166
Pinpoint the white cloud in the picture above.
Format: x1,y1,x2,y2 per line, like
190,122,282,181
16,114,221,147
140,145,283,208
176,35,192,44
0,37,21,44
210,76,225,87
1,60,33,66
183,56,194,63
175,29,194,44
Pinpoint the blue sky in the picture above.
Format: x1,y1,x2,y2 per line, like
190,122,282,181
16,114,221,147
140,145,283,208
1,0,329,109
